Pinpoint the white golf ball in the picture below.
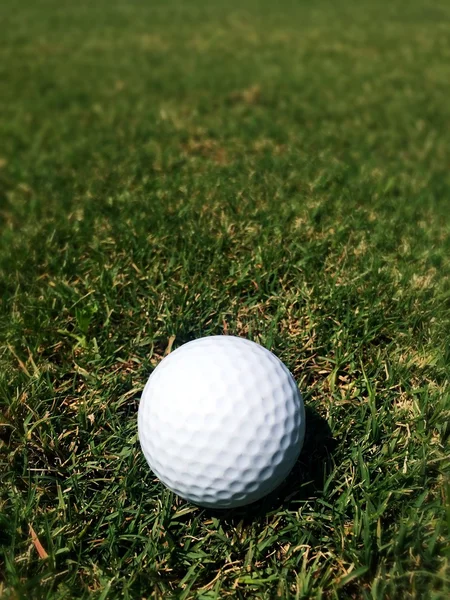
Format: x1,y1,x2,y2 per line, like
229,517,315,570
138,335,305,508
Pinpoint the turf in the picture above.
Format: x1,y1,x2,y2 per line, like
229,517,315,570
1,0,449,597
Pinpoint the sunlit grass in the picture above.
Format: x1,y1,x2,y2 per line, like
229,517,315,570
1,0,449,597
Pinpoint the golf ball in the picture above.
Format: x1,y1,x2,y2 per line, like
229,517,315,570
138,336,305,508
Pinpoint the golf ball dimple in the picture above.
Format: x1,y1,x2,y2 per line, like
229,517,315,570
138,335,305,508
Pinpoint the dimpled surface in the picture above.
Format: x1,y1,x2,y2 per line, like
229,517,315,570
138,336,305,508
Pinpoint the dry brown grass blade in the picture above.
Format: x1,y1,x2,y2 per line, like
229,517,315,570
29,525,49,559
164,335,176,356
8,344,31,377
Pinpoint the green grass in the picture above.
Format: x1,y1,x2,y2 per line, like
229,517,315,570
1,0,449,597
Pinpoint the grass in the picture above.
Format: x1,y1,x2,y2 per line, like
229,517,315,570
1,0,449,597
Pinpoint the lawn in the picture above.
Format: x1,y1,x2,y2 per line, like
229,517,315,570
1,0,449,597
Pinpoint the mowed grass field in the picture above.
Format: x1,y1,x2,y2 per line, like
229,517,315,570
1,0,450,597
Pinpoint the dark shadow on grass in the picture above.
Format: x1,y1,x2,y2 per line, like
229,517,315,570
200,404,338,524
